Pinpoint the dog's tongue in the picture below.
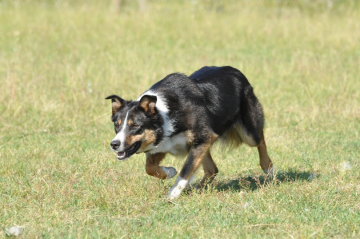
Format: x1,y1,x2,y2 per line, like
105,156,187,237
117,151,126,159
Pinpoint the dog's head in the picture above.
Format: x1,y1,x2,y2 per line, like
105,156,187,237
105,94,163,160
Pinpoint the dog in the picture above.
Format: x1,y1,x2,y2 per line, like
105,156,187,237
106,66,273,200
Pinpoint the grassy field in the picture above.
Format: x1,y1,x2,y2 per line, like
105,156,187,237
1,0,359,238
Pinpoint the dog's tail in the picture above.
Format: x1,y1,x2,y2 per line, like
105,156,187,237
219,85,265,149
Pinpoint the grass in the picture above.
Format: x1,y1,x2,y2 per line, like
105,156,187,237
1,0,359,237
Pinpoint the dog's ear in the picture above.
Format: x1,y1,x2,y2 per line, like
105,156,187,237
139,95,157,114
105,95,125,115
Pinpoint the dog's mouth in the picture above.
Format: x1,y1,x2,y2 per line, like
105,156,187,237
117,141,142,160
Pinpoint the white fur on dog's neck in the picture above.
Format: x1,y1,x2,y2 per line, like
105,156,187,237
146,132,189,156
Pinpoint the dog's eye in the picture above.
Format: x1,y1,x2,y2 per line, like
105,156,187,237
132,124,140,129
114,123,120,128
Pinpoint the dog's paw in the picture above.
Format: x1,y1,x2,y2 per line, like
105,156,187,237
165,187,182,201
263,167,275,179
162,166,177,179
165,177,188,200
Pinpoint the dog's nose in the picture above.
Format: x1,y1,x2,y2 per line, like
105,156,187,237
110,140,121,150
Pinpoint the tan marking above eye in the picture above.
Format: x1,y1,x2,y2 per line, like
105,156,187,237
117,119,122,125
128,119,133,126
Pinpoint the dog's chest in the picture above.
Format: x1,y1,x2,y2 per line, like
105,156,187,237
148,132,190,156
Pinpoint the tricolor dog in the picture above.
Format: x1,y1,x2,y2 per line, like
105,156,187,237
106,66,273,200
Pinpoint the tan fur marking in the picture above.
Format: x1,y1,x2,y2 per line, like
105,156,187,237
181,134,218,180
117,119,122,125
221,124,243,148
148,102,156,114
141,129,156,149
145,153,168,179
185,130,194,144
220,123,259,148
111,100,121,115
198,151,218,188
125,133,144,146
139,96,156,114
257,133,273,173
124,129,156,150
139,99,149,112
128,119,133,126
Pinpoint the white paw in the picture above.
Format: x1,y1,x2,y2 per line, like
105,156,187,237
166,177,188,200
162,166,177,179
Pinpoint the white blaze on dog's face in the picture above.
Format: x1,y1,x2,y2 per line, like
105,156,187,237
106,94,161,160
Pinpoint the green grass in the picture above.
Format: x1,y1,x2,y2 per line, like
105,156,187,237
1,0,359,238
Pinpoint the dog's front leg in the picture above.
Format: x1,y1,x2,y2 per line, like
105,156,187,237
145,152,177,179
167,135,217,200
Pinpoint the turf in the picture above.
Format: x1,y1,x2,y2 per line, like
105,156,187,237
1,0,359,238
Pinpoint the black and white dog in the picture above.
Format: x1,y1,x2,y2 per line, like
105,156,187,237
106,66,273,200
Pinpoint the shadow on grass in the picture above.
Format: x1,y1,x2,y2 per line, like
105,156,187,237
214,169,319,192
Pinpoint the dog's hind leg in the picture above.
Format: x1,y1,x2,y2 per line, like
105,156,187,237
257,132,273,174
238,127,273,174
197,151,218,188
237,86,274,175
145,152,177,179
238,126,273,175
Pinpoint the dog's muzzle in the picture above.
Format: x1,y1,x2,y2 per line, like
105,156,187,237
110,140,141,160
